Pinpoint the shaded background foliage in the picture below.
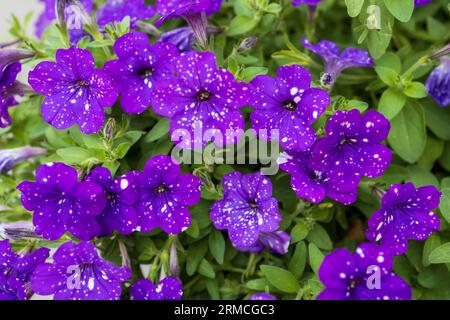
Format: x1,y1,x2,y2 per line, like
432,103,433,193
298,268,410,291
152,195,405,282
1,0,450,300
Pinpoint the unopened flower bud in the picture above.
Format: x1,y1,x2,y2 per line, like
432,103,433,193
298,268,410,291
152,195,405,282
237,37,258,54
0,147,46,173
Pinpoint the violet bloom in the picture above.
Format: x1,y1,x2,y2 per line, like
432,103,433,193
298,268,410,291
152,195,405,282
97,0,155,29
248,293,276,300
17,162,106,241
30,241,131,300
249,65,329,152
160,27,196,53
302,38,373,86
0,147,46,174
210,172,281,249
425,57,450,107
366,183,441,256
415,0,431,6
131,277,183,300
28,46,118,134
86,167,139,237
35,0,93,39
280,151,357,205
104,32,179,114
0,240,49,300
292,0,321,6
156,0,223,47
318,243,411,300
310,109,392,192
137,155,201,234
239,231,291,255
1,49,34,128
152,51,250,149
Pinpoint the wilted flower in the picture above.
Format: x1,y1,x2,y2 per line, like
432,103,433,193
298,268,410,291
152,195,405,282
136,155,201,234
97,0,156,29
104,32,179,114
425,57,450,107
0,221,39,241
239,231,291,255
0,147,46,173
366,183,441,255
131,277,183,300
160,27,196,53
249,64,329,152
28,46,118,134
292,0,321,6
302,38,373,86
237,37,258,54
210,172,281,249
30,241,130,300
0,240,49,300
248,293,276,300
152,51,250,149
318,243,411,300
17,162,107,240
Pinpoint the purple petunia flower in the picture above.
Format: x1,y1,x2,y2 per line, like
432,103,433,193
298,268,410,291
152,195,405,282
160,27,196,53
366,183,441,256
248,293,276,300
302,38,373,86
280,151,357,205
97,0,156,29
0,240,50,300
238,231,291,255
292,0,321,6
131,277,183,300
17,162,106,241
155,0,223,48
86,167,139,237
318,243,411,300
104,32,179,114
415,0,431,6
136,155,201,234
28,46,118,134
425,57,450,107
310,109,392,193
152,51,250,149
0,147,46,174
249,64,329,152
210,172,281,249
30,241,131,300
0,49,34,128
35,0,93,39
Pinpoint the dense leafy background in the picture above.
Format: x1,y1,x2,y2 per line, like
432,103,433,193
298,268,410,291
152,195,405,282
1,0,450,300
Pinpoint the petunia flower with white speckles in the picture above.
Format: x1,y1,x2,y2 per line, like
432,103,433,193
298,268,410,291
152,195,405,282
152,51,250,149
366,183,442,255
248,293,276,300
131,277,183,300
310,109,392,193
86,167,140,237
318,243,411,300
136,155,201,234
104,32,179,114
30,241,130,300
237,231,291,255
28,46,118,134
17,162,107,241
96,0,155,29
249,64,330,152
210,172,281,249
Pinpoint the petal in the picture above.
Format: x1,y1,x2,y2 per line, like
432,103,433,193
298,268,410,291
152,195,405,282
167,174,201,206
356,110,390,143
30,263,66,295
296,88,329,125
318,248,356,289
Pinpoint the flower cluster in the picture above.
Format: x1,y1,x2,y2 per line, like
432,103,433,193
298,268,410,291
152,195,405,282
131,277,183,300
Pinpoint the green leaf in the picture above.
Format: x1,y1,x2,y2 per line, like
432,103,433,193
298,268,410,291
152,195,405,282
417,136,444,170
227,15,259,36
260,265,300,293
186,240,208,276
407,165,439,187
345,0,365,17
403,82,428,99
423,98,450,140
308,243,324,274
56,147,92,164
378,87,406,120
429,243,450,264
375,66,398,86
388,102,427,163
439,189,450,224
198,259,216,279
439,142,450,172
427,16,447,41
291,220,309,243
306,224,333,250
241,67,268,82
264,3,281,14
143,118,170,143
384,0,414,22
288,241,307,279
246,278,268,291
209,230,225,264
423,234,441,267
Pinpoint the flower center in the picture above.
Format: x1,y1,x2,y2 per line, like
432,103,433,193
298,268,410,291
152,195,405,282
282,100,297,111
140,68,154,78
249,200,258,211
195,90,212,102
156,184,167,194
76,80,89,88
311,170,326,183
